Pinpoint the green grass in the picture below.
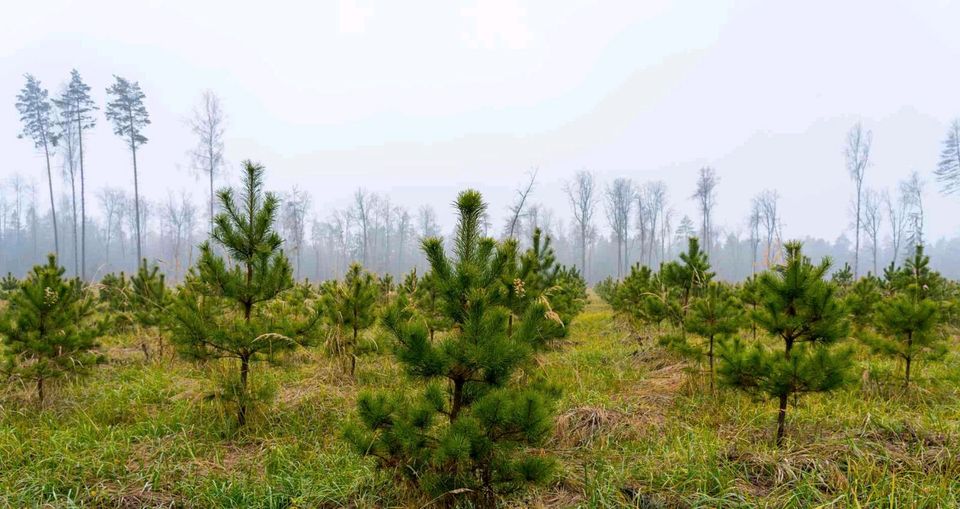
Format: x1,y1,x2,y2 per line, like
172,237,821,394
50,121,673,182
1,296,959,507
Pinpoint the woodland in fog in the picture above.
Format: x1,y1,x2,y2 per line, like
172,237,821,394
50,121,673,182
4,71,960,284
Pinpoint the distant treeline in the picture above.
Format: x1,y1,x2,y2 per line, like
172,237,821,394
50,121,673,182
6,71,960,283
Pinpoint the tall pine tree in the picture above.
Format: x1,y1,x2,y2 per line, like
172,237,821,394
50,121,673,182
54,70,97,281
105,75,150,264
15,74,60,259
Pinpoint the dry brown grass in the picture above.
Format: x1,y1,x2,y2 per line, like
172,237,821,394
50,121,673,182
554,406,628,448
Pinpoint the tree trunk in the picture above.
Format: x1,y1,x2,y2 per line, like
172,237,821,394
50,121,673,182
775,393,788,447
105,222,112,266
450,378,465,422
209,162,215,238
854,185,861,278
904,332,913,389
616,237,623,278
581,223,587,280
238,354,249,427
42,139,59,259
708,335,715,393
131,138,142,264
36,376,44,405
78,112,87,281
351,323,359,377
70,168,79,276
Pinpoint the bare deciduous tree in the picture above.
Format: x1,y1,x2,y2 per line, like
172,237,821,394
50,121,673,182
188,90,226,237
352,189,372,266
329,209,352,277
748,197,762,274
395,206,412,274
862,188,883,276
504,168,538,240
563,170,597,277
636,181,667,267
845,123,872,277
605,177,633,278
282,186,311,278
755,189,782,267
418,205,441,239
692,167,718,255
98,187,126,268
883,188,908,267
164,191,196,280
901,172,925,250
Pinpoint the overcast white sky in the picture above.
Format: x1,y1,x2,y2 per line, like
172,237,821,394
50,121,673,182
2,0,959,241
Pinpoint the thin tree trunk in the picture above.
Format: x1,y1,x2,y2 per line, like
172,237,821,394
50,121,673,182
775,393,788,447
131,137,142,264
904,332,913,389
450,378,465,422
775,336,795,447
37,376,44,404
351,323,358,377
238,354,249,426
70,169,79,276
105,220,112,266
209,161,214,238
581,223,587,280
708,335,715,393
78,110,87,281
617,237,623,278
42,139,59,259
854,186,861,278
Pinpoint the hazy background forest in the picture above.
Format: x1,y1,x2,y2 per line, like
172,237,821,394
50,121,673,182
3,1,960,284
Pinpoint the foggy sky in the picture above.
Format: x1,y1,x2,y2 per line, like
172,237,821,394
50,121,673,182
2,0,959,241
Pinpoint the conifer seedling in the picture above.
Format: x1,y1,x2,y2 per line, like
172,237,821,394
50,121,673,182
674,281,743,391
864,246,947,388
321,262,378,376
130,259,170,359
346,190,556,508
719,242,852,446
0,255,104,403
168,160,319,427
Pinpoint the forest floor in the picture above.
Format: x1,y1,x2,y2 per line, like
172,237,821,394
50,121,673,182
1,295,959,508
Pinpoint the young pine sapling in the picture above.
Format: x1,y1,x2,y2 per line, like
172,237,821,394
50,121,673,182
0,255,104,403
719,242,852,446
346,190,556,508
168,161,319,427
